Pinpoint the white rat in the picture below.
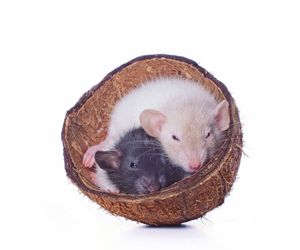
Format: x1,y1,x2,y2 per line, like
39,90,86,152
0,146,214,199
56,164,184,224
83,77,230,173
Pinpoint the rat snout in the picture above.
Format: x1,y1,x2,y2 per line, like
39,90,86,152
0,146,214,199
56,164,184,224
136,176,160,194
187,150,206,172
189,160,202,172
183,149,202,172
148,183,160,193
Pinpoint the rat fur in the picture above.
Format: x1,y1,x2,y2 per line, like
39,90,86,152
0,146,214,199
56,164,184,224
83,77,230,173
92,128,189,194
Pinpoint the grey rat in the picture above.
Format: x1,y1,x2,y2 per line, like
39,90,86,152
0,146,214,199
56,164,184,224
83,77,230,173
93,128,189,195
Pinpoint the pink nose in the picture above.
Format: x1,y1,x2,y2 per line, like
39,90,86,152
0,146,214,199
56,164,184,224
189,161,201,171
148,184,160,193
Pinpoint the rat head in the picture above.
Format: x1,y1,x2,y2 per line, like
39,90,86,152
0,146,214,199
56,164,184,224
140,100,230,173
94,129,186,195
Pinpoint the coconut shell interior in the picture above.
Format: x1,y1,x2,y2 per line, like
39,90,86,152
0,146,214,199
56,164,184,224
61,54,243,226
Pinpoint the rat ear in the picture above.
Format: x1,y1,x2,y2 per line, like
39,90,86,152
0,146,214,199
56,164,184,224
94,150,122,170
214,100,230,131
139,109,167,138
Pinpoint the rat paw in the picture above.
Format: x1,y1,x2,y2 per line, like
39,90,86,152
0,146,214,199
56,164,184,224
90,172,97,184
104,188,120,194
82,137,116,168
82,144,103,167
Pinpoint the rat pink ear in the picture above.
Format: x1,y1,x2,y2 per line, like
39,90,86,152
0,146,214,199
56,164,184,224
214,100,230,131
139,109,167,138
95,150,122,170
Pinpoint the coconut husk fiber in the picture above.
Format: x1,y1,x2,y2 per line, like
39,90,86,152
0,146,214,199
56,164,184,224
61,54,243,226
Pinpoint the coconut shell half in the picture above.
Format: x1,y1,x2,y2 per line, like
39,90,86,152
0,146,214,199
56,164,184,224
61,54,243,226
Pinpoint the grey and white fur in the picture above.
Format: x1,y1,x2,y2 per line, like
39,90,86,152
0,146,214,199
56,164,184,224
93,128,190,194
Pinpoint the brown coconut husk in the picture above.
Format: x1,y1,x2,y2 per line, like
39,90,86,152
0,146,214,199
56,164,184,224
61,54,243,226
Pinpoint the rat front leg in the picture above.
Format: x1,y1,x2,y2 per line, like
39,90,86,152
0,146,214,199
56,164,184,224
90,169,120,193
82,135,116,168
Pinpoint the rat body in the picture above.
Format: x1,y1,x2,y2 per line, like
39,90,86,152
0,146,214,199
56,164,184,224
93,128,189,194
84,77,230,173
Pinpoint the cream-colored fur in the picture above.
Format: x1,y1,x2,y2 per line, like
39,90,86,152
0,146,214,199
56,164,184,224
84,77,229,189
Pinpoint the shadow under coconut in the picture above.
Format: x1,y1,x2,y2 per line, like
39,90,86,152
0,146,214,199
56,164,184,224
143,224,191,229
127,223,208,237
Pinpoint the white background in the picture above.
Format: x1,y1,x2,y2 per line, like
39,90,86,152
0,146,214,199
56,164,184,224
1,1,300,249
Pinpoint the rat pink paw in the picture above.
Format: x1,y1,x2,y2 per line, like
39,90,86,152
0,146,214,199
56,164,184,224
103,188,120,194
90,172,97,184
82,137,116,168
82,144,103,168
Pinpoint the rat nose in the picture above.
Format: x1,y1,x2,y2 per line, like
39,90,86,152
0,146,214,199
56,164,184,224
189,161,201,172
148,184,160,193
138,176,160,194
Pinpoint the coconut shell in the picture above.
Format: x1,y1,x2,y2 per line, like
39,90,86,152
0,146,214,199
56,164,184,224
61,54,243,226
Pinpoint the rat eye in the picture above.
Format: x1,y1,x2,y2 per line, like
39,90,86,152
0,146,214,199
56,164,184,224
205,132,211,139
130,162,137,169
172,135,180,141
